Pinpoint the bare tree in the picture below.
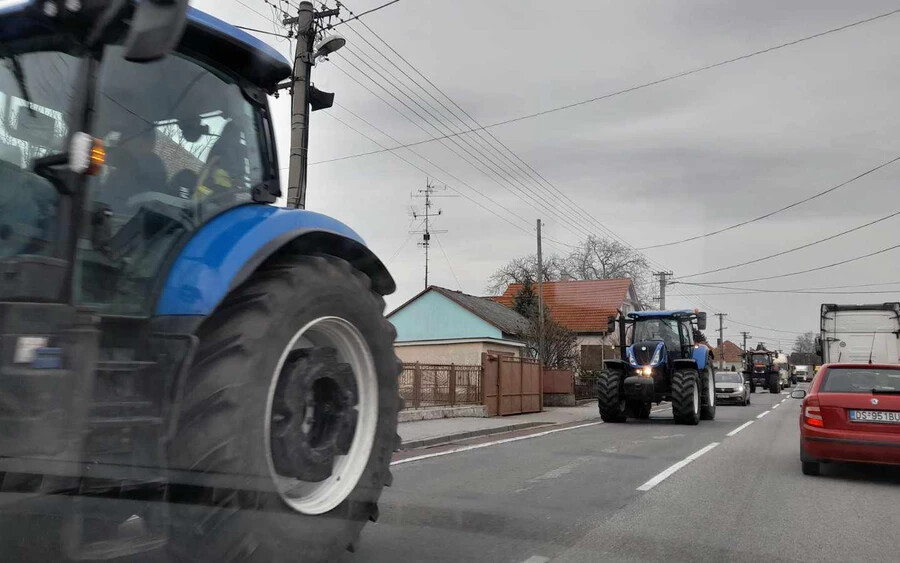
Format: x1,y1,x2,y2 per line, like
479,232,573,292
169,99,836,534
485,254,564,295
564,236,654,307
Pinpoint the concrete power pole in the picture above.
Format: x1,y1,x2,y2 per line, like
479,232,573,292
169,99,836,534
285,2,315,209
284,2,340,209
536,219,544,367
654,271,672,310
715,313,727,370
740,331,751,352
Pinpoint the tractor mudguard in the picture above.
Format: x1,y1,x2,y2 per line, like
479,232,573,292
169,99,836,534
672,358,699,371
602,359,629,371
156,204,395,316
692,347,710,370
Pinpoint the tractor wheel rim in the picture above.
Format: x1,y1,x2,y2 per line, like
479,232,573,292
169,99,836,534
692,381,699,416
265,316,378,515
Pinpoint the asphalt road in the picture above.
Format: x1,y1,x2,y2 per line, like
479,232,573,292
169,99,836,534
344,384,900,562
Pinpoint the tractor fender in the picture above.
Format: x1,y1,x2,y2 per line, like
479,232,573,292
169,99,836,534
602,359,629,372
156,204,395,316
692,346,711,370
672,358,699,371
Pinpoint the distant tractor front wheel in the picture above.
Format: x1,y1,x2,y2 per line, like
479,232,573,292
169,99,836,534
671,369,700,425
597,369,627,422
167,255,400,562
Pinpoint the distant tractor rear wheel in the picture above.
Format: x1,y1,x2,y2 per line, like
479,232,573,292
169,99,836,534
597,369,627,422
167,255,400,562
769,374,781,394
671,369,700,425
699,365,716,421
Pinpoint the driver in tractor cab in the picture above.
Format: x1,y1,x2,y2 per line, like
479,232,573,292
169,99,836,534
194,120,247,202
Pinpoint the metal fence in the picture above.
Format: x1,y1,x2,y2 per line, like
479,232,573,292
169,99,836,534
574,377,598,400
399,363,483,410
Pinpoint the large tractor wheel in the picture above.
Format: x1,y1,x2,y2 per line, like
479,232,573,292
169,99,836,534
699,365,716,421
671,369,700,425
167,255,400,562
769,374,781,394
597,369,627,422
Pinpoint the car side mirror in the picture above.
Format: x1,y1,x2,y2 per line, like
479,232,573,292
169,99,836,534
790,389,806,399
124,0,190,62
607,316,616,335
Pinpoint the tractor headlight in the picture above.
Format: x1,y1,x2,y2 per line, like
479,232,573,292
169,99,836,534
641,366,652,376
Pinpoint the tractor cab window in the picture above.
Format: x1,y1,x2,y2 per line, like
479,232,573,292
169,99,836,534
0,50,79,261
77,45,266,314
633,319,680,353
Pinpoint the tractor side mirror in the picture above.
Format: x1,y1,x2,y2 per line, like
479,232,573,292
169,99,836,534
696,312,707,331
607,316,617,335
124,0,190,62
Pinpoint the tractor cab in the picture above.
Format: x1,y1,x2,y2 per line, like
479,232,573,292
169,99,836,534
0,0,285,314
610,310,708,375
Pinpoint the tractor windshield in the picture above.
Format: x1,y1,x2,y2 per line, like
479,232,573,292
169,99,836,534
77,44,267,314
633,318,680,352
0,48,80,260
751,353,769,364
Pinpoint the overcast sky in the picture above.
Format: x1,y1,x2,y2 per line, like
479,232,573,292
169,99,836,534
194,0,900,350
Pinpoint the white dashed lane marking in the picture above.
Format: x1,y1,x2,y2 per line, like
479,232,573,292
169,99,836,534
726,421,754,436
636,442,719,491
757,410,770,419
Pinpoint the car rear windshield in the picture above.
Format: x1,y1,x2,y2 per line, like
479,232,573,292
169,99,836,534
820,368,900,393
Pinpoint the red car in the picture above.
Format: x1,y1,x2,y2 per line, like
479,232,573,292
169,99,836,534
794,363,900,475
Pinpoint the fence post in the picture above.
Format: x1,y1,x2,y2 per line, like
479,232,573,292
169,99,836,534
413,362,421,409
449,363,456,407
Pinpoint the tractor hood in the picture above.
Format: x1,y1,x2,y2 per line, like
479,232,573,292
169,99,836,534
629,340,665,367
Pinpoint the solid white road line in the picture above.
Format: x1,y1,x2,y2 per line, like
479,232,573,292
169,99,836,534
391,421,604,466
636,442,719,492
726,421,754,436
757,410,770,419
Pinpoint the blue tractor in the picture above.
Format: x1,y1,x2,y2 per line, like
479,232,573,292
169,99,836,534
0,1,398,560
598,310,716,424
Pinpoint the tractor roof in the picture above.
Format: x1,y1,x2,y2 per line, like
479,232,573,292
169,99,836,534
627,310,697,319
0,1,292,90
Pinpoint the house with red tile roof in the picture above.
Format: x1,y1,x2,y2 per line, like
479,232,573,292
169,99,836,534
494,278,642,369
712,340,745,372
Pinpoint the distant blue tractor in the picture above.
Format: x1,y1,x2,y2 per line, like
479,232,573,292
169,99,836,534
0,1,398,560
598,310,716,424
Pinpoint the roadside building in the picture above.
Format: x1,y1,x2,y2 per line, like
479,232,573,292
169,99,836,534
712,340,745,372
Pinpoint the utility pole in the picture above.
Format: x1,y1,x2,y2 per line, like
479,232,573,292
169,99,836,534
411,181,447,288
715,313,727,370
653,271,673,310
284,2,340,209
536,219,544,367
740,331,751,352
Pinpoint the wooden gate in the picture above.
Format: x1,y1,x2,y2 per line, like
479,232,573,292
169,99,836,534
482,353,542,416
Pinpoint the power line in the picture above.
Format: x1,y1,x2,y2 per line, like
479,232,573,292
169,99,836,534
678,280,900,293
326,0,400,28
310,7,900,166
675,209,900,279
683,242,900,285
234,25,291,38
435,234,463,291
641,153,900,251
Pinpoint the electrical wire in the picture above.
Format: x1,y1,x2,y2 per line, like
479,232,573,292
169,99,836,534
327,0,400,28
435,234,463,291
674,209,900,279
234,25,291,38
308,7,900,165
641,153,900,251
681,242,900,285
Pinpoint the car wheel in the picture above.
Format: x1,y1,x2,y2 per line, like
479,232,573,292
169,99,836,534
801,461,820,476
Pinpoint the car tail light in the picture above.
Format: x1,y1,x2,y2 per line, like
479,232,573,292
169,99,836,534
804,406,824,428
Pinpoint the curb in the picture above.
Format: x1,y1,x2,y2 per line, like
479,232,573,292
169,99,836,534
400,421,552,450
576,398,597,406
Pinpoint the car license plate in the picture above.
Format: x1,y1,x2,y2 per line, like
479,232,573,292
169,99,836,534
716,393,730,399
848,410,900,424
